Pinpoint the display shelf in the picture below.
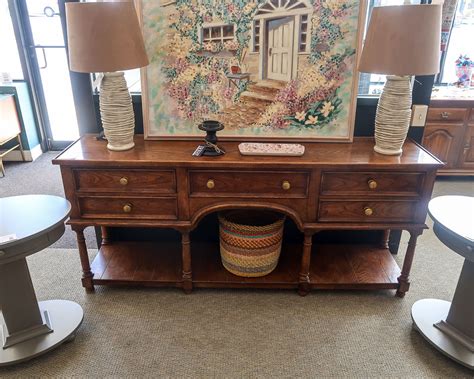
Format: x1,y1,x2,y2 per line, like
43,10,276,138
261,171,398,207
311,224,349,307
89,241,400,290
310,244,400,290
90,242,182,286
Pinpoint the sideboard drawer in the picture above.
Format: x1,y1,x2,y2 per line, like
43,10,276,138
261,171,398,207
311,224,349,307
74,169,176,193
427,108,466,123
321,172,424,196
318,200,417,223
78,196,178,219
189,170,309,197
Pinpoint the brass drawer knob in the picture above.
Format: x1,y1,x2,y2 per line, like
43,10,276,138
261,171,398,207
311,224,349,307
367,179,377,190
282,180,291,191
206,179,215,189
123,203,132,213
119,177,128,186
440,111,449,119
364,207,373,216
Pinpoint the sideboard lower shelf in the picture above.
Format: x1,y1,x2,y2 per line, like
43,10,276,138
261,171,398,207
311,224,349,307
90,241,401,291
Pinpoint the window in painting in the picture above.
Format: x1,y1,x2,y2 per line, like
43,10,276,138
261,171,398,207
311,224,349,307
256,0,308,15
253,20,260,52
299,14,309,52
202,24,235,44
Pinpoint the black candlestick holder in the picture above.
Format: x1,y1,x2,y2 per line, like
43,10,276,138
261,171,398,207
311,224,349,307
198,120,225,156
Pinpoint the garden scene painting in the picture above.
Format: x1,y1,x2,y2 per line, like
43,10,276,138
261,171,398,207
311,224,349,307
139,0,365,140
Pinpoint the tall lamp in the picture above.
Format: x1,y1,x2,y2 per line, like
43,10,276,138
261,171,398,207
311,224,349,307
358,4,442,156
65,2,149,151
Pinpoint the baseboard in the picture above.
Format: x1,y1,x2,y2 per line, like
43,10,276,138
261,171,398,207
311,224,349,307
1,144,43,162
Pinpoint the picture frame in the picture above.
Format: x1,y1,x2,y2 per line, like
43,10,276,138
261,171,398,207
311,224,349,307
138,0,367,142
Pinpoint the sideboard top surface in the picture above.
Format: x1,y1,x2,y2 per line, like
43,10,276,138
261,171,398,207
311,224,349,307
53,135,442,168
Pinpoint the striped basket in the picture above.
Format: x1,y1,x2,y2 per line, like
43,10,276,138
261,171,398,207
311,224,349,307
218,211,285,277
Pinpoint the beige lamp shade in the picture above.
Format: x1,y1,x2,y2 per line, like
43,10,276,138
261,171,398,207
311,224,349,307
358,4,442,76
65,2,149,73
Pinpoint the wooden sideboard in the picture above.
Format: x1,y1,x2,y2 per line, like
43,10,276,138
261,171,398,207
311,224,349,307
53,135,442,297
422,99,474,175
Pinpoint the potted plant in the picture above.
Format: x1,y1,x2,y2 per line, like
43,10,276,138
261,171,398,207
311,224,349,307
455,55,473,87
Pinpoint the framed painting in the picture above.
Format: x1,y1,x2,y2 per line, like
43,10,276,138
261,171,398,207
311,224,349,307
138,0,367,141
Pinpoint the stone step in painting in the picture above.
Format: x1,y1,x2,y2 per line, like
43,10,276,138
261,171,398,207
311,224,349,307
138,0,367,141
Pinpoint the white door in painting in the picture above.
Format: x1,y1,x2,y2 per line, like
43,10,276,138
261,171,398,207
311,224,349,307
267,17,294,81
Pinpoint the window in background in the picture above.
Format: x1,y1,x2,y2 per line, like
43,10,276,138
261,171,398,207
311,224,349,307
358,0,421,96
0,0,23,80
83,0,142,93
440,0,474,84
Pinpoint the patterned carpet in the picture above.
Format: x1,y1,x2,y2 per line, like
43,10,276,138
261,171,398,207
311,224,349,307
0,154,473,377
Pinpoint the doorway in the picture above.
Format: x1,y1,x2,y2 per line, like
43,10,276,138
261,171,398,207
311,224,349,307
16,0,79,149
266,17,294,81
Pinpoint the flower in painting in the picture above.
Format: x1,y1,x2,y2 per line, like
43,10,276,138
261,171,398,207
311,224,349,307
223,87,234,100
223,40,239,51
305,115,318,125
295,111,306,122
321,102,334,118
227,3,236,15
243,2,257,14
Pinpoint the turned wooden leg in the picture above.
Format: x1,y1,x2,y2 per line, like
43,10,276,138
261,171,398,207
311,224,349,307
379,229,390,249
298,232,314,296
72,226,95,292
181,231,192,294
100,226,111,245
396,229,423,297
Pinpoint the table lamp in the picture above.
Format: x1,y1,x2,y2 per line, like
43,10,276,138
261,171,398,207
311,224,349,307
65,2,149,151
358,4,442,155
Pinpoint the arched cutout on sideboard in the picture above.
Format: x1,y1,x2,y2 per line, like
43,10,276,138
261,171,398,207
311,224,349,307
189,202,305,232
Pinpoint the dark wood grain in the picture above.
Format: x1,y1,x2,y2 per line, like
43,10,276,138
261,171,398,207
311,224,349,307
74,169,176,193
78,196,178,220
310,244,401,289
189,170,309,198
427,108,467,123
90,242,182,285
54,136,440,295
318,200,418,223
53,135,441,169
422,102,474,175
320,171,424,196
422,124,464,168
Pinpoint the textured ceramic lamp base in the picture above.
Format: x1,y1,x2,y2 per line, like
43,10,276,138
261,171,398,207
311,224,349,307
99,72,135,151
374,76,412,156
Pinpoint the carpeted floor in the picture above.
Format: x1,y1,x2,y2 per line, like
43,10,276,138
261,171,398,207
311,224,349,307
1,154,473,377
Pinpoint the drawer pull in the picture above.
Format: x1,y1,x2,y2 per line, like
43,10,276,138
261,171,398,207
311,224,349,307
440,112,450,119
123,203,133,213
119,177,129,186
367,179,377,190
206,179,215,189
364,207,373,216
282,180,291,191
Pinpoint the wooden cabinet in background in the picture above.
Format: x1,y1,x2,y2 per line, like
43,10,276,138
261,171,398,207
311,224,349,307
459,117,474,170
422,100,474,175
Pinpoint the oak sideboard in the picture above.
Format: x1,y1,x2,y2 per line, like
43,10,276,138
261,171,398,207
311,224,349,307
53,135,442,296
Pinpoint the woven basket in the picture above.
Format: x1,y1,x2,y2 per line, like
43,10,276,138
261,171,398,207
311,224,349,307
218,210,285,277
